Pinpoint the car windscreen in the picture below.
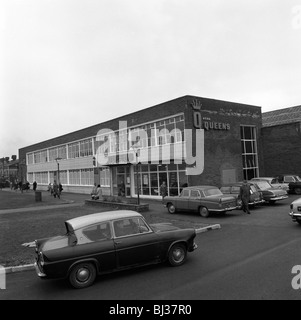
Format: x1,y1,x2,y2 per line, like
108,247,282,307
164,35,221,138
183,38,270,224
295,176,301,182
204,188,223,196
254,181,272,190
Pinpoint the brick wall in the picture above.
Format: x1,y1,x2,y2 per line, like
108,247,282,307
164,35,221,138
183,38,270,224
262,122,301,176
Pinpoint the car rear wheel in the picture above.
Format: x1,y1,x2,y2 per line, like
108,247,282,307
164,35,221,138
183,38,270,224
168,243,187,266
295,188,301,195
69,262,97,289
297,220,301,225
199,206,209,218
167,203,176,214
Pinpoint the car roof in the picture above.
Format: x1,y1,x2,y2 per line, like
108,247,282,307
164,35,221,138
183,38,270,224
66,210,142,230
184,186,218,190
252,177,273,180
222,181,255,185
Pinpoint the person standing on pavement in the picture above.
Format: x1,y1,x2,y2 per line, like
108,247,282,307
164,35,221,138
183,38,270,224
240,180,251,214
33,181,37,191
160,181,168,203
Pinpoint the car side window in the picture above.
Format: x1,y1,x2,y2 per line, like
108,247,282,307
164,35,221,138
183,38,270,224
190,190,200,198
114,218,141,237
284,176,294,182
181,189,190,197
82,222,111,242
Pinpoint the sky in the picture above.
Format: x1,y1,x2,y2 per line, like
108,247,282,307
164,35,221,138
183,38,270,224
1,0,301,159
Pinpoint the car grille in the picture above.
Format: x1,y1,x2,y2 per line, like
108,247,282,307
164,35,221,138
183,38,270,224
225,201,236,208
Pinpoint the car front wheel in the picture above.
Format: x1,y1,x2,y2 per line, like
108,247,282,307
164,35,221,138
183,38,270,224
69,262,97,289
167,203,176,214
168,243,187,266
199,206,209,218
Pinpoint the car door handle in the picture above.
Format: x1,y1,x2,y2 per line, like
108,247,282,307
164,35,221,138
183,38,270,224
114,240,122,244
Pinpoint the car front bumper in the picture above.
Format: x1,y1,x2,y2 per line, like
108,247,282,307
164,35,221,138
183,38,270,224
289,212,301,222
34,261,47,278
269,195,288,201
209,206,238,212
250,199,265,205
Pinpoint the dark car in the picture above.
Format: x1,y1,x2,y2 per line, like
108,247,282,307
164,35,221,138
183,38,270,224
250,180,288,204
220,182,265,209
163,186,238,218
0,180,10,188
31,210,197,289
275,174,301,195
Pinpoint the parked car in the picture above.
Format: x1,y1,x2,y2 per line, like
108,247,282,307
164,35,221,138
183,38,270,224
251,177,289,193
289,197,301,225
250,180,288,204
163,186,238,218
275,174,301,195
220,181,265,209
0,179,10,188
30,210,198,289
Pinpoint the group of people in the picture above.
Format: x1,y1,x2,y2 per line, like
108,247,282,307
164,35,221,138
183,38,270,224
10,180,33,192
48,180,63,199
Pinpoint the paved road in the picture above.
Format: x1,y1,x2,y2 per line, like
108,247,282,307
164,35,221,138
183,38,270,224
1,195,301,300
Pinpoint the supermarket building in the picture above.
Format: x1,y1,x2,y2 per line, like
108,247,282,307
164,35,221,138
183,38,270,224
19,95,263,198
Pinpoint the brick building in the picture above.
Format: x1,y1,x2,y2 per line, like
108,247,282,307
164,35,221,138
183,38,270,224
19,95,263,197
262,105,301,177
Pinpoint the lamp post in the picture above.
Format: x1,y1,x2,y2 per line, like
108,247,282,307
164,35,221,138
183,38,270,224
55,157,62,184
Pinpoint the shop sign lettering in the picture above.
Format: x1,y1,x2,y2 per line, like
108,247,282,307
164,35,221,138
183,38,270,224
191,100,231,131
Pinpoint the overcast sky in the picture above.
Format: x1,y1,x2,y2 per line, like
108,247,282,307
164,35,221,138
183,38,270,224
1,0,301,158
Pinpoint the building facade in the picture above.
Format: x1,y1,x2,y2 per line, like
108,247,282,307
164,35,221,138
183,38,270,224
19,95,263,198
262,105,301,177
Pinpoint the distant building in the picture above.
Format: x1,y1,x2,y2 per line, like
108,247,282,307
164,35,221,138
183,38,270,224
0,156,19,182
262,105,301,176
19,95,263,197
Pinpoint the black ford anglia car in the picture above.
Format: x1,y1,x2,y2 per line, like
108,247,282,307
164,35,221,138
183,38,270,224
32,210,197,289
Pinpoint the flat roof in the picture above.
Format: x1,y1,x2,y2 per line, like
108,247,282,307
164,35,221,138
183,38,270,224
66,210,142,230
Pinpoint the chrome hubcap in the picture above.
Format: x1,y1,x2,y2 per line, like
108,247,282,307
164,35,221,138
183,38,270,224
173,248,184,262
77,268,90,282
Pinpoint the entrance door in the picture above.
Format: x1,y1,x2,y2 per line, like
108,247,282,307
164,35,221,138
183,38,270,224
117,165,131,197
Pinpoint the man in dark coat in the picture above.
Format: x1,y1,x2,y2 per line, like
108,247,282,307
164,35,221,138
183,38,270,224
240,180,251,214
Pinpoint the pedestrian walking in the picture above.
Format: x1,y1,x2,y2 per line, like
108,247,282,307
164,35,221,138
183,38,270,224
33,181,37,191
160,181,168,202
240,180,251,214
53,180,60,199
